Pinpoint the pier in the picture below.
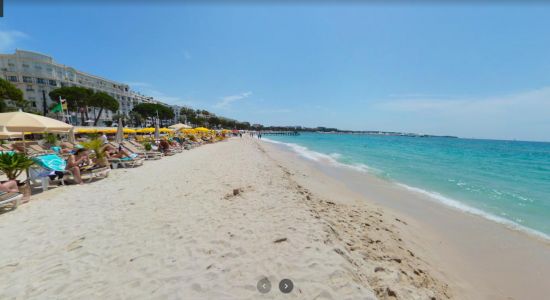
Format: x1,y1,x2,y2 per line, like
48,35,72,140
261,131,300,136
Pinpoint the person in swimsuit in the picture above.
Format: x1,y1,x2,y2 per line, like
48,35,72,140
66,148,92,184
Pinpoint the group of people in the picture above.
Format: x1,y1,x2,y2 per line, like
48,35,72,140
249,131,262,139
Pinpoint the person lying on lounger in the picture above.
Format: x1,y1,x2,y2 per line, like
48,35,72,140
158,139,172,154
0,180,19,193
101,144,133,159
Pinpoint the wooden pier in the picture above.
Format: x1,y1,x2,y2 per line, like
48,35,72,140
261,131,300,136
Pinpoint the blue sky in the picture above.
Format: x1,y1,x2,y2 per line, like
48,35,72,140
1,2,550,141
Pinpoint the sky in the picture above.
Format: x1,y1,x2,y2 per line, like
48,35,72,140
1,2,550,141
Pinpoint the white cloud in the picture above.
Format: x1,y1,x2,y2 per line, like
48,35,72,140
0,30,28,52
214,91,252,109
369,86,550,141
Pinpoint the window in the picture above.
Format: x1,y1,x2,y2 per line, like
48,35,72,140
26,85,34,91
34,65,42,70
49,80,57,86
36,78,46,84
22,64,30,68
31,102,37,108
7,76,18,82
23,76,33,83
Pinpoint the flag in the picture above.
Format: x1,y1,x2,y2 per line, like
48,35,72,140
51,102,62,113
51,98,67,113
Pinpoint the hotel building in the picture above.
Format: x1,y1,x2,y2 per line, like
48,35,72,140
0,49,181,126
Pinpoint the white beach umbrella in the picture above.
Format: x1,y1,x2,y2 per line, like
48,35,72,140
68,128,76,143
0,111,73,154
154,119,160,141
169,123,191,130
0,126,23,139
0,111,73,133
115,118,124,143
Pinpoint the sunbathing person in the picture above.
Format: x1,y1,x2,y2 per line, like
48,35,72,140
169,140,181,149
58,141,77,154
158,139,172,154
102,144,133,159
0,180,19,193
66,148,92,184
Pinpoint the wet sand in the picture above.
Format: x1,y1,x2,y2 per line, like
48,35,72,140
261,138,550,300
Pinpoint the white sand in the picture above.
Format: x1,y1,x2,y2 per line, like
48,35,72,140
0,137,469,299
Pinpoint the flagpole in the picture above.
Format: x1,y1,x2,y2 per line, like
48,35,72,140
59,96,66,123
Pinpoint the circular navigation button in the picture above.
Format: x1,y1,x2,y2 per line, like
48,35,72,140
257,277,271,294
279,278,294,294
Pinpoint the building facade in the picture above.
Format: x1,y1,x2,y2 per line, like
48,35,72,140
0,49,174,126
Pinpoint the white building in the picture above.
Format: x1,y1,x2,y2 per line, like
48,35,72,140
0,50,136,125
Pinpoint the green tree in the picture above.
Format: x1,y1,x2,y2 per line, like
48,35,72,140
0,78,26,112
133,103,174,126
129,111,144,127
49,86,93,124
88,92,119,126
112,113,127,126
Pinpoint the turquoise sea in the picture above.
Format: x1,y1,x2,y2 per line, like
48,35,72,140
264,133,550,239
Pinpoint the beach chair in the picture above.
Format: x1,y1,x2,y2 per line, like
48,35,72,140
76,165,111,183
108,154,145,169
28,144,55,155
120,142,163,160
29,153,69,191
30,154,110,189
0,191,23,210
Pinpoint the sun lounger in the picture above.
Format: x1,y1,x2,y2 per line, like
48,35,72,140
0,191,23,210
28,144,55,155
120,142,163,160
108,154,145,169
72,165,110,183
30,154,109,188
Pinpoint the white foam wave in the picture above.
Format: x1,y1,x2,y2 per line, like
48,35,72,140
396,183,550,241
263,138,382,174
262,137,550,242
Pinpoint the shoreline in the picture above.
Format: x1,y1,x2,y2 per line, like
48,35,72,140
260,137,550,299
262,137,550,242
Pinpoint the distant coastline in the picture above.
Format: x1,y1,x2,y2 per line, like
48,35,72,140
316,131,459,139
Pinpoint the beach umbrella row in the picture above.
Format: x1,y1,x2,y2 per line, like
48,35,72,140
0,111,74,153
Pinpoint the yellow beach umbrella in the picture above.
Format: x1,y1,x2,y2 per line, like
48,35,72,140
123,128,136,134
76,128,98,134
194,127,209,132
137,128,155,134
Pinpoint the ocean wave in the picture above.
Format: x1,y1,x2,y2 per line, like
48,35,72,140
262,137,550,242
263,138,383,174
396,183,550,241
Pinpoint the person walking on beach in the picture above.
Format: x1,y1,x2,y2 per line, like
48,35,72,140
100,132,108,145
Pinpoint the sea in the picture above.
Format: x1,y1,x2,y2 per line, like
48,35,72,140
263,133,550,240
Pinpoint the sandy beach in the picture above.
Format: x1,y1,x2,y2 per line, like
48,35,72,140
1,136,549,299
